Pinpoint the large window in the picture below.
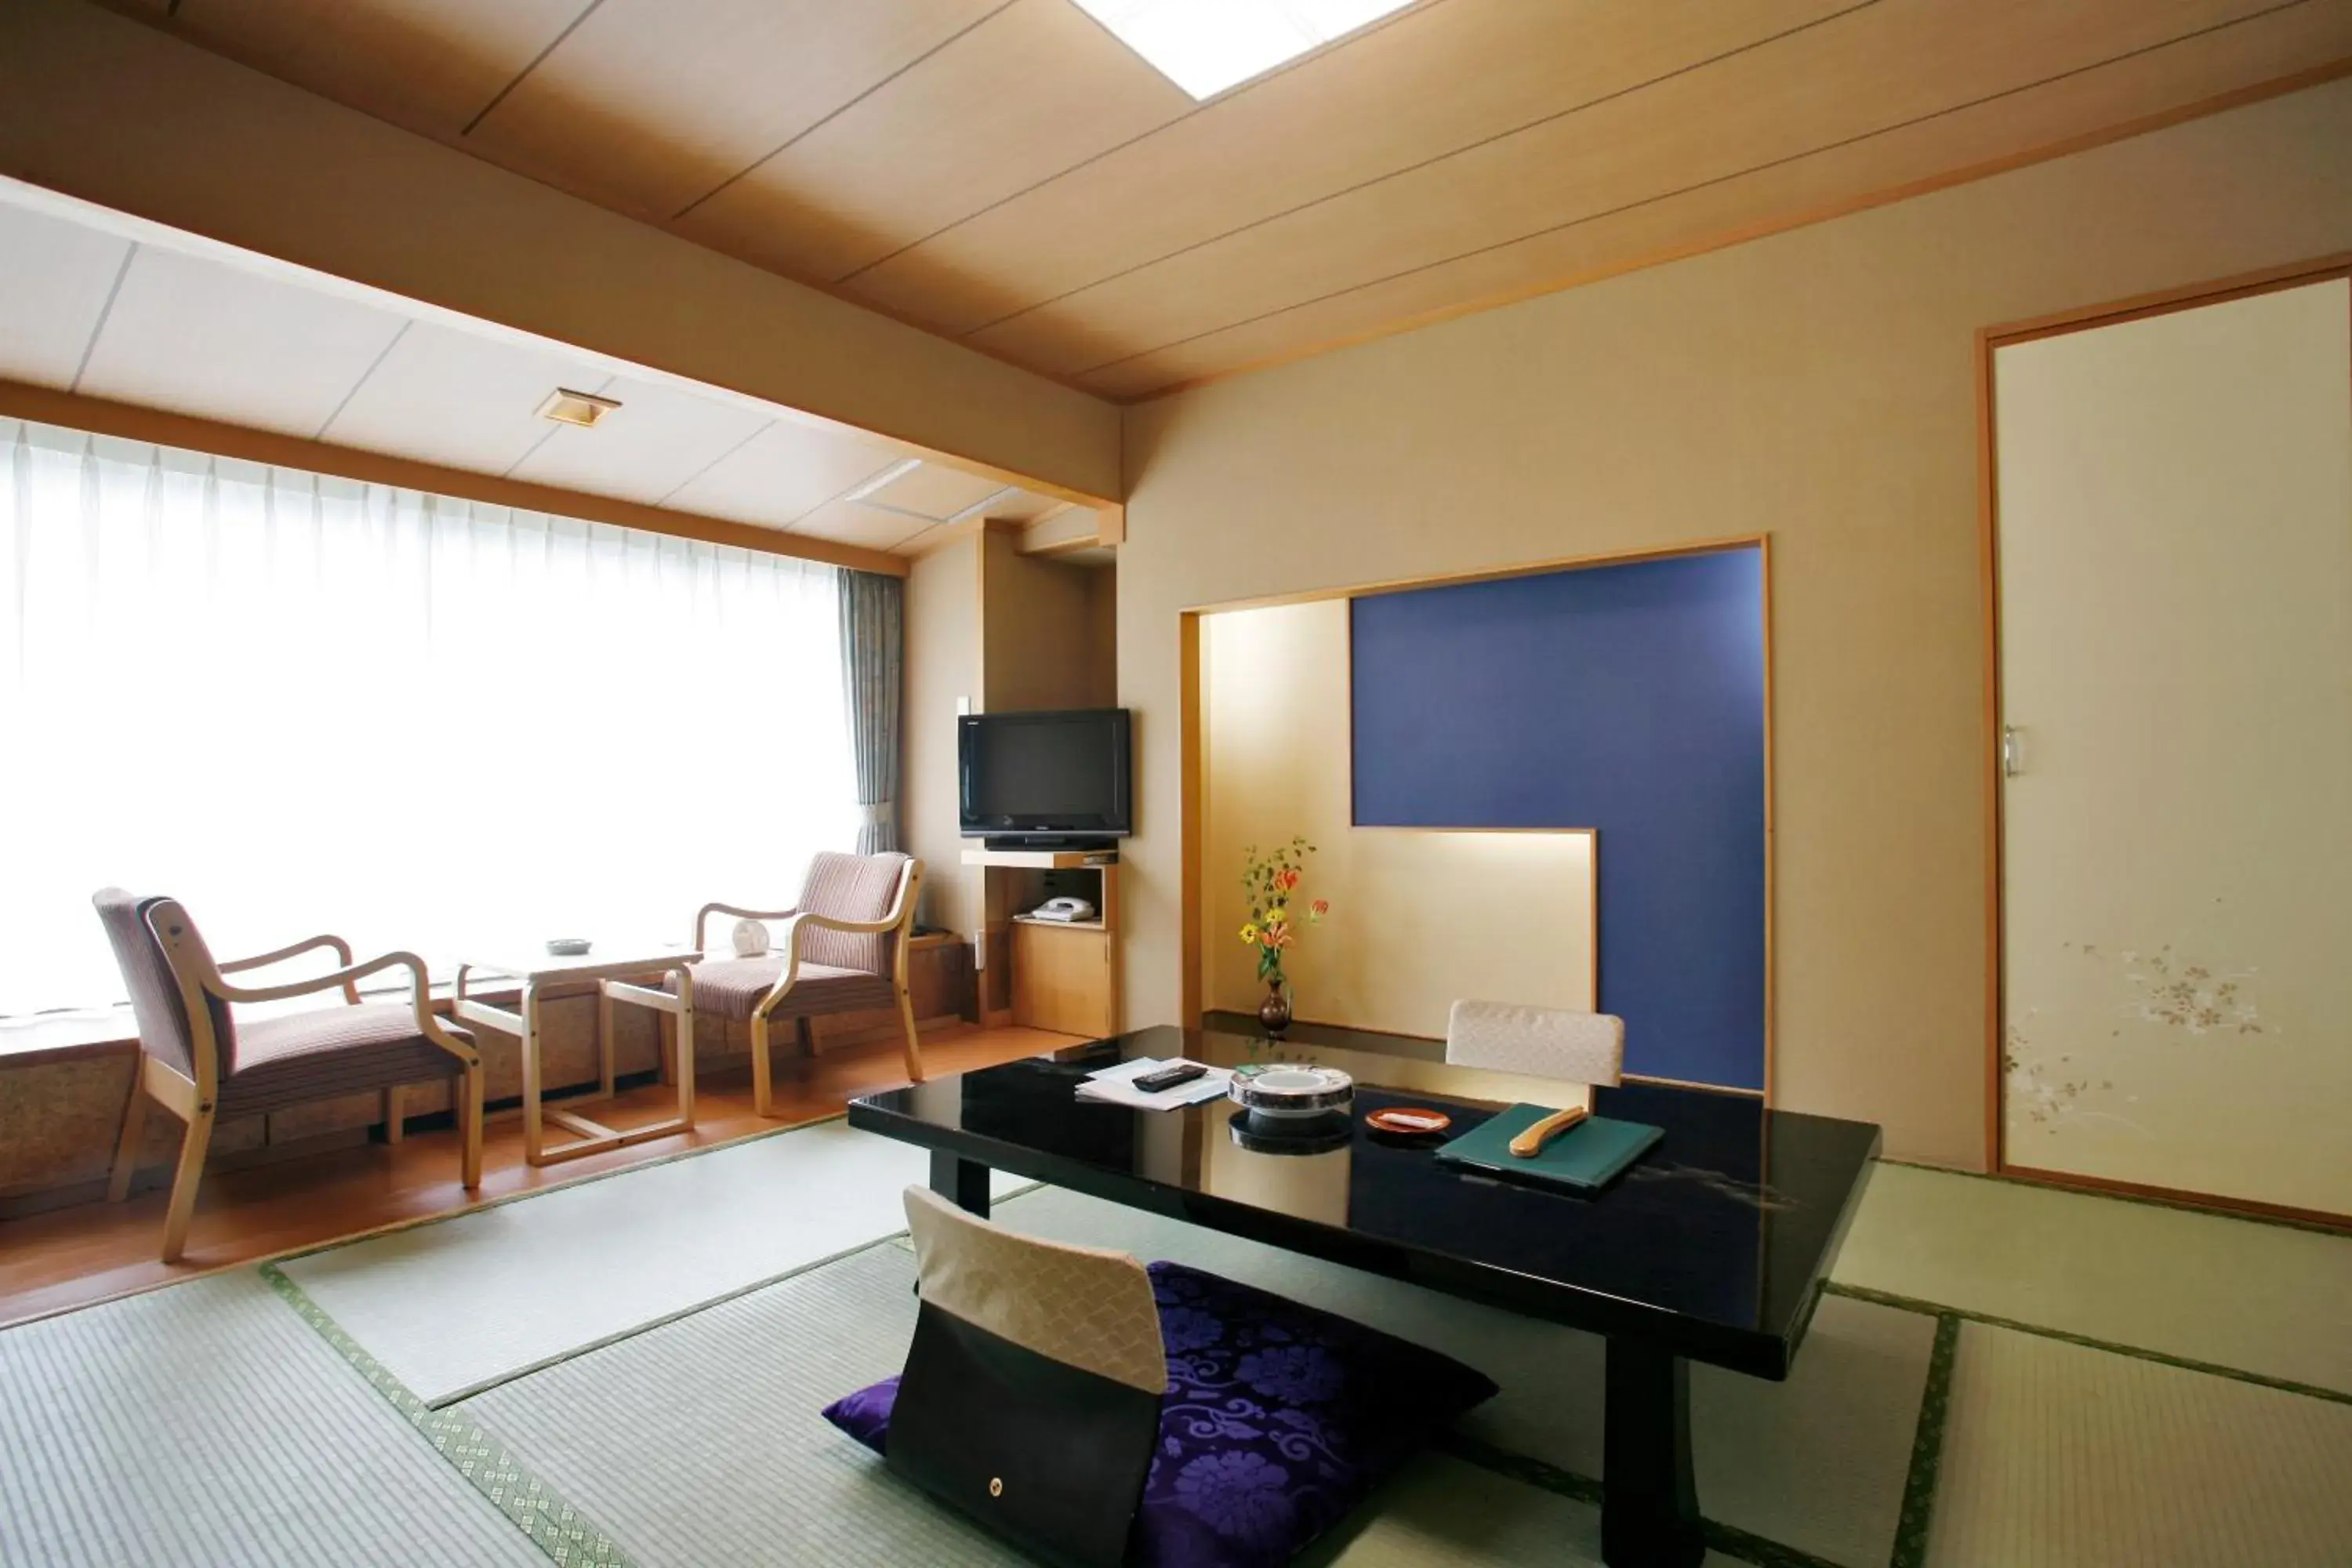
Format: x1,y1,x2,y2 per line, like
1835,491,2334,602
0,419,857,1020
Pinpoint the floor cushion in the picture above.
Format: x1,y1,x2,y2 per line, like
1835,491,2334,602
824,1259,1499,1568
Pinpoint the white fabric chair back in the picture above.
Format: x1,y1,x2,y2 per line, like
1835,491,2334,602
1445,1000,1625,1086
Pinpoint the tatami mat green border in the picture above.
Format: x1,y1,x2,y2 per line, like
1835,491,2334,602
1887,1316,1958,1568
263,1263,633,1567
1432,1431,1844,1568
1824,1279,2352,1407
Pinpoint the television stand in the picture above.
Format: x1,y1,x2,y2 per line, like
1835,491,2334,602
982,834,1118,853
960,848,1120,1036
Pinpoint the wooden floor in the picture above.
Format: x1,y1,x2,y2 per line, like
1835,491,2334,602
0,1024,1077,1330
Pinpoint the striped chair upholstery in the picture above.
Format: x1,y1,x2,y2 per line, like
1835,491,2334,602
90,887,481,1262
220,1004,474,1118
677,959,898,1022
795,851,910,974
664,849,927,1113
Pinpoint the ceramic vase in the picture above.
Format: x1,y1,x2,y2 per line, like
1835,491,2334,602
1258,980,1293,1036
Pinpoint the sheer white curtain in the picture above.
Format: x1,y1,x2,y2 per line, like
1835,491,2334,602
0,418,856,1019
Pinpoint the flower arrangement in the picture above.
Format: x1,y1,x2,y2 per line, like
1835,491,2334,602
1238,836,1328,1012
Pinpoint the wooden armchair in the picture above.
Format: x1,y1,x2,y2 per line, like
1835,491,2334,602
92,888,483,1262
668,851,926,1116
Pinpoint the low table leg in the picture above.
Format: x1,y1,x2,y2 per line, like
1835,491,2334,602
1601,1340,1704,1568
929,1150,990,1218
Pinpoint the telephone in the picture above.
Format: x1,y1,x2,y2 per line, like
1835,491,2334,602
1029,896,1098,924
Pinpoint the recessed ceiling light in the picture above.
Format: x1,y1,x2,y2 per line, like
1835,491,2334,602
1072,0,1414,100
536,387,621,428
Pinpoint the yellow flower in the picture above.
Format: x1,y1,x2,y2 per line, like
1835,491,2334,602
1264,906,1287,927
1238,923,1259,945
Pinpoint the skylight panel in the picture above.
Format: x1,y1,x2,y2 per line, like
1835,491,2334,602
1072,0,1415,100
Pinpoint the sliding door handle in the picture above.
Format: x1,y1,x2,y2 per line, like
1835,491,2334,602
2002,726,2024,778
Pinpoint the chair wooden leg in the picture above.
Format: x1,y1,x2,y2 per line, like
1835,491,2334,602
107,1080,150,1203
658,1011,678,1087
674,1002,697,1129
382,1084,405,1145
750,1014,775,1118
158,1103,216,1265
457,1065,484,1191
898,989,927,1083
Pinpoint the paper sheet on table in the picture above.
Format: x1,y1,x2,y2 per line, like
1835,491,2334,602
1074,1057,1234,1111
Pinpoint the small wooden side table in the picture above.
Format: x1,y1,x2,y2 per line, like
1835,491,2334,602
452,945,700,1167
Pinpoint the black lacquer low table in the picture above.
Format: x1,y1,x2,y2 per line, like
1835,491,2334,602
848,1022,1882,1568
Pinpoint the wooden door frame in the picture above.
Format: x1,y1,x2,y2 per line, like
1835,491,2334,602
1977,252,2352,1229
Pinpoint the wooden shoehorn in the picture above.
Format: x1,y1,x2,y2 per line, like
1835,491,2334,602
1508,1105,1589,1159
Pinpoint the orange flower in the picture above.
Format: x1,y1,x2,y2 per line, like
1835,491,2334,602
1277,867,1301,893
1309,899,1329,919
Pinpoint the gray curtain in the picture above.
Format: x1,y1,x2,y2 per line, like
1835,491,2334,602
837,569,903,854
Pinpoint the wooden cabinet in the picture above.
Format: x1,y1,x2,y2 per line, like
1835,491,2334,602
965,848,1120,1039
1010,919,1115,1037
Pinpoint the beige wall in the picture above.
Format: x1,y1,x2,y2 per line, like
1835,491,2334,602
1118,81,2352,1169
905,535,982,937
0,0,1120,503
1202,599,1597,1040
982,532,1119,713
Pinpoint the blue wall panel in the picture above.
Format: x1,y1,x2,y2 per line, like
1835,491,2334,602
1350,548,1766,1089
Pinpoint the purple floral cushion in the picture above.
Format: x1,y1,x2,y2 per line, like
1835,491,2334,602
822,1260,1499,1568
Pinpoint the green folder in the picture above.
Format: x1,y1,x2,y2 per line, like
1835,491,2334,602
1432,1105,1663,1193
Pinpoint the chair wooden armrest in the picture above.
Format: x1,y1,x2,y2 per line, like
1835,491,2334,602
752,877,920,1019
693,902,800,952
219,934,360,1003
202,951,477,1064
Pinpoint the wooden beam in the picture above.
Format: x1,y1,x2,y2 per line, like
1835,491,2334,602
0,379,910,575
0,0,1122,504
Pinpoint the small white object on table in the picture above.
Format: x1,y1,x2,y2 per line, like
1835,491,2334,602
1076,1058,1233,1111
452,942,702,1167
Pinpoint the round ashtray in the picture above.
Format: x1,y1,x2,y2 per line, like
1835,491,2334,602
1228,1062,1354,1120
544,938,593,956
1227,1107,1351,1155
1365,1105,1454,1138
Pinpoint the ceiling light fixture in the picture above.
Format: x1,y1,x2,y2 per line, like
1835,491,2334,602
1071,0,1414,100
536,387,621,428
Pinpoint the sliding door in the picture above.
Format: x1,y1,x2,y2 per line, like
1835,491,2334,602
1993,275,2352,1218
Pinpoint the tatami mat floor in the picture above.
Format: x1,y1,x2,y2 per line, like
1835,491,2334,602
2,1131,2346,1568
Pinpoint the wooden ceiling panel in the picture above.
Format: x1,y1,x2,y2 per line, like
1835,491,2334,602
469,0,997,223
135,0,2352,399
0,201,134,390
78,245,408,437
1075,0,2352,398
974,0,2316,377
663,415,905,528
840,0,1861,334
675,0,1190,289
172,0,590,137
318,319,604,474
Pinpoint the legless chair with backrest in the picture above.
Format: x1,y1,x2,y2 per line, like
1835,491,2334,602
670,851,926,1116
891,1184,1168,1566
1445,999,1627,1108
92,888,484,1263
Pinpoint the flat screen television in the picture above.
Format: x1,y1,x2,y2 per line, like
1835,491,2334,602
958,708,1131,844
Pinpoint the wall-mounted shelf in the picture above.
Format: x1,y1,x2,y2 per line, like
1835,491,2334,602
961,848,1120,869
